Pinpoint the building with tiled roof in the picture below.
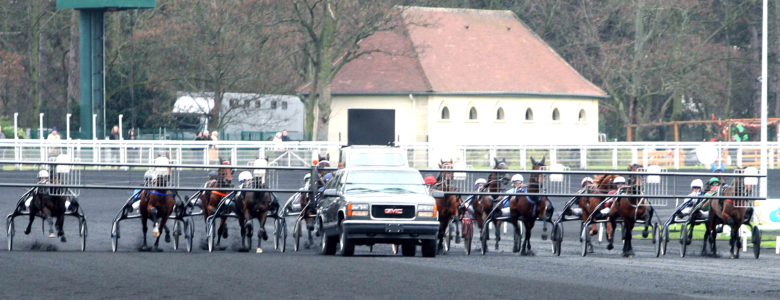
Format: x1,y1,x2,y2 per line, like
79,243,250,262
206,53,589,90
313,7,607,150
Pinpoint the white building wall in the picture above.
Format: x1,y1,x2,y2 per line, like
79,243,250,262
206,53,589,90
426,95,599,145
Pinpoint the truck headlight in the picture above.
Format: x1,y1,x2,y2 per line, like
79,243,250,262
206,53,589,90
418,205,434,211
348,203,369,216
417,204,437,218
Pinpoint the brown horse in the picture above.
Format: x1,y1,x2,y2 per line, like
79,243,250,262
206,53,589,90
605,163,648,257
579,174,618,253
475,157,508,251
201,159,233,250
706,170,748,258
139,172,176,252
237,175,275,253
508,156,547,256
298,153,330,249
24,173,71,243
434,159,460,254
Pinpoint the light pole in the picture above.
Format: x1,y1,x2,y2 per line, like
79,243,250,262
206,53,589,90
92,114,97,140
13,112,18,140
39,113,44,140
119,114,123,140
760,0,768,198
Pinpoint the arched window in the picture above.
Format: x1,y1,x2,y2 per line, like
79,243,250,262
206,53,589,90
552,108,560,121
469,107,478,120
441,106,450,120
578,109,587,122
525,108,534,121
496,107,505,120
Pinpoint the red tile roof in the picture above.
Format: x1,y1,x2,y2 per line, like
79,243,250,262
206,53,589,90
319,7,606,97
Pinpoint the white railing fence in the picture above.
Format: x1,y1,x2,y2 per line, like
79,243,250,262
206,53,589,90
0,140,778,170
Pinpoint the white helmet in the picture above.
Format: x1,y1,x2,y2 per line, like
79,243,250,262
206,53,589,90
144,170,156,180
238,171,252,182
37,170,50,179
474,178,486,185
691,179,703,189
581,177,594,187
303,173,311,180
511,174,524,183
613,176,626,184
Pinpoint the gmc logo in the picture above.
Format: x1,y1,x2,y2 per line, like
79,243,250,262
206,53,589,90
384,208,403,214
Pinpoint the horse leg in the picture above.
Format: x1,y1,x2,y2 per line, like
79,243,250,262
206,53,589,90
47,217,55,238
641,208,652,238
523,219,535,256
257,213,269,253
221,217,229,239
494,220,501,250
623,220,635,257
140,212,149,251
153,214,171,252
700,225,710,256
541,203,549,241
24,195,39,235
150,207,161,238
216,218,228,251
606,215,616,251
729,225,740,259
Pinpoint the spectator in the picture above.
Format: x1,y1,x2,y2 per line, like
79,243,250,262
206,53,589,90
195,131,203,140
128,129,136,140
127,129,138,163
109,126,120,166
273,132,283,150
211,131,219,142
47,126,61,158
208,130,219,165
203,130,210,140
0,125,5,139
281,130,291,141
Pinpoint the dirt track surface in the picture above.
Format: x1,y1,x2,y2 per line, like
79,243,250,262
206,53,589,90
0,169,779,299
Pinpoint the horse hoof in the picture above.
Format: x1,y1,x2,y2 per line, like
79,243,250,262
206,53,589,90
641,230,649,238
60,236,67,243
152,228,160,238
256,248,263,253
606,244,614,251
48,232,56,238
729,255,735,259
139,246,149,252
218,246,227,251
238,247,249,253
455,236,461,244
541,234,548,241
23,229,31,235
153,247,163,252
262,232,268,241
587,244,594,253
165,235,171,243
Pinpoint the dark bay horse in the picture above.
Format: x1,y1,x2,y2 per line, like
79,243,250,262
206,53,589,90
579,174,618,253
201,159,233,250
298,153,330,249
706,170,748,258
508,156,548,256
475,157,508,250
139,171,176,252
434,159,460,254
24,173,71,243
605,164,649,257
237,176,275,253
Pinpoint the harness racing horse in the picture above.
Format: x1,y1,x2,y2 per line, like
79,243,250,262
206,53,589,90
24,171,74,243
201,159,234,250
297,153,330,249
475,157,509,251
434,159,460,254
139,172,176,252
236,176,276,253
508,156,549,256
579,174,618,253
605,164,651,257
706,169,748,258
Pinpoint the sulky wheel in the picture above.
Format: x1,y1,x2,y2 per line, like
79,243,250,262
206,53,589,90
274,218,281,250
185,218,194,253
279,218,287,253
207,221,216,253
80,220,87,252
580,226,590,257
653,223,660,257
7,218,14,252
444,222,453,252
661,225,669,256
111,222,119,252
513,221,525,253
679,223,688,258
173,220,181,250
752,225,761,259
552,224,562,256
463,220,473,256
293,218,303,252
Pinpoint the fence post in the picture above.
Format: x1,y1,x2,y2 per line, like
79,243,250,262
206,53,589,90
631,147,638,164
580,147,587,170
612,146,617,170
674,147,680,169
550,147,557,166
520,147,527,170
643,147,649,167
737,148,743,167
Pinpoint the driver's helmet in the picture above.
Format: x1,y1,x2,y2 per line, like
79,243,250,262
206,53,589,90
303,173,311,181
690,179,703,189
581,177,594,187
144,170,156,181
208,171,218,180
511,174,524,183
238,171,252,184
37,170,50,179
424,175,436,185
708,177,720,186
474,178,486,189
613,176,626,186
323,173,332,183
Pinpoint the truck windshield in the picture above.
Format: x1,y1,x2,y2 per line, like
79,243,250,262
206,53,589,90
348,152,405,166
344,170,426,194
